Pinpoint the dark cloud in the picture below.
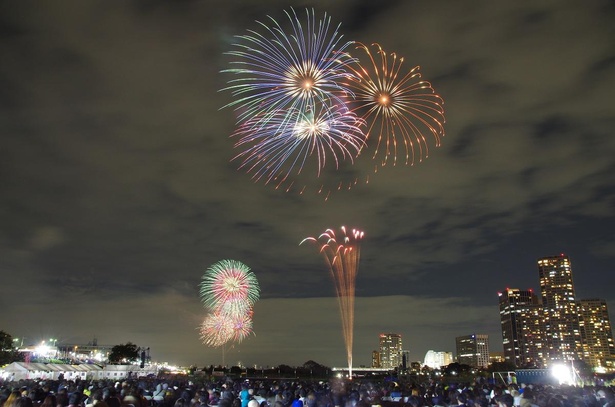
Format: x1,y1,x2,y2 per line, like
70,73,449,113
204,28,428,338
340,0,404,33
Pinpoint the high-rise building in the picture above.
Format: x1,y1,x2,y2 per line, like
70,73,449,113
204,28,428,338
578,298,615,369
456,334,490,368
371,350,381,368
423,350,454,369
538,254,582,362
401,350,410,370
498,288,545,367
379,333,402,369
498,253,615,371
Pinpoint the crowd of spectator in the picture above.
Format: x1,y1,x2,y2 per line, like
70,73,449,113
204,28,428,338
1,375,613,407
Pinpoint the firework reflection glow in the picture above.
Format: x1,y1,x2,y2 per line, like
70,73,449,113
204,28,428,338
301,226,364,377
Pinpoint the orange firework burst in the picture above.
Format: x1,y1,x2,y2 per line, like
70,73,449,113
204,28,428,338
347,43,445,167
301,226,364,377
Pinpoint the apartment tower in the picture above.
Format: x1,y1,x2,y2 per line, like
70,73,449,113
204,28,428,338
537,254,582,362
498,288,545,367
578,298,615,369
456,334,490,368
379,333,403,369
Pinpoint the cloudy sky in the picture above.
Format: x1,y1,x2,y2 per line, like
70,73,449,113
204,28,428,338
1,0,614,369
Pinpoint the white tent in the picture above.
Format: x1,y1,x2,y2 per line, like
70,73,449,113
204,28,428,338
0,362,103,381
99,364,158,380
0,362,157,382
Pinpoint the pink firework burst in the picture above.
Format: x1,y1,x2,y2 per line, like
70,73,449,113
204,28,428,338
199,311,254,347
199,259,260,317
199,312,234,347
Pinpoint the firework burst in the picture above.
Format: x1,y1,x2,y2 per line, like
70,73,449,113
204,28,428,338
347,43,445,167
301,226,364,377
232,102,366,187
221,10,445,197
199,310,254,347
222,8,357,126
198,260,259,351
221,8,369,195
199,259,260,317
199,312,234,347
228,311,254,342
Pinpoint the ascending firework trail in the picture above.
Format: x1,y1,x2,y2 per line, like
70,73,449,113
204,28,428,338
301,226,364,378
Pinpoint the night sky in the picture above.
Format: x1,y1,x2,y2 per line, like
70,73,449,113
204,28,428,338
1,0,614,369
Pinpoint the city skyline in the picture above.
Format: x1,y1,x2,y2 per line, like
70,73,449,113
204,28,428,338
1,1,614,368
499,254,615,370
9,249,615,369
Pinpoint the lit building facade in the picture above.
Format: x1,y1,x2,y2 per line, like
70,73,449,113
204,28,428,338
578,298,615,369
497,253,615,371
379,333,403,369
498,288,545,367
538,254,582,362
423,350,453,369
456,334,490,368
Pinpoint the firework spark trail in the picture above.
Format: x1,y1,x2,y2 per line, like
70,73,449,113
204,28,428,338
346,43,445,167
301,226,364,377
232,103,366,186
